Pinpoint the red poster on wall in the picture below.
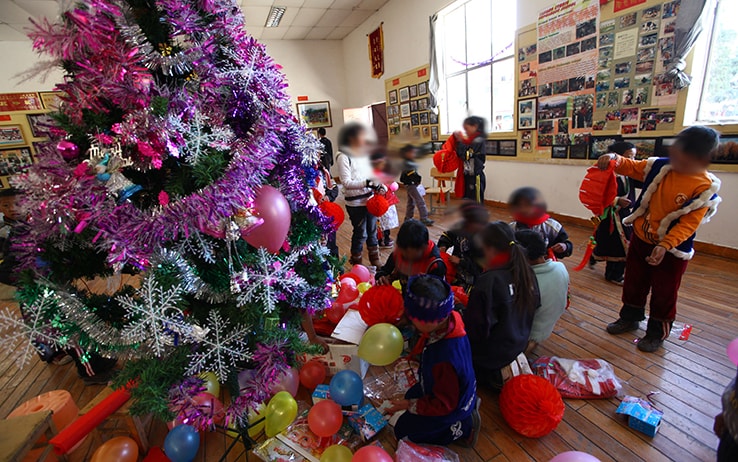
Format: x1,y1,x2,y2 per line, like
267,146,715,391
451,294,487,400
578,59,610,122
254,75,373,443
614,0,646,13
0,93,43,112
368,25,384,79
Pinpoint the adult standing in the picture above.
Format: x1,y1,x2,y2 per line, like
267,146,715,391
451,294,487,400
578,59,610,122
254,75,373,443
317,127,333,172
336,123,385,267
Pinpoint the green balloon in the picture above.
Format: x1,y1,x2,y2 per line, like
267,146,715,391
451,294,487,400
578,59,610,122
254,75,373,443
358,323,403,366
265,391,297,437
320,444,353,462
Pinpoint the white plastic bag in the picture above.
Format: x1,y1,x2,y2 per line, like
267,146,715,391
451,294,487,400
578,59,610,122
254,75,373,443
396,438,460,462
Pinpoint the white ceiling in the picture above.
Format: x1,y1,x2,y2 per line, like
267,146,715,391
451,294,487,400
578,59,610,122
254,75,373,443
0,0,388,41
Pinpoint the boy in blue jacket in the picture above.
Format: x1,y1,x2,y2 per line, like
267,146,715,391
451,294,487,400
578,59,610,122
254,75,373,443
388,274,481,446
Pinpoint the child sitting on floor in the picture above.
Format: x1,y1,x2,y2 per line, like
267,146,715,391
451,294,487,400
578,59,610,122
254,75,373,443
388,274,480,447
437,201,489,290
598,126,721,352
715,367,738,461
515,229,569,353
509,186,573,260
376,219,446,285
464,221,540,391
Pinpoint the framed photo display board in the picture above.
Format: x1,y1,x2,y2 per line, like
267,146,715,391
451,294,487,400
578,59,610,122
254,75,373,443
385,64,441,143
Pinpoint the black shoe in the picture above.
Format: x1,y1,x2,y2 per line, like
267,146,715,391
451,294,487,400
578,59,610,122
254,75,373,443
589,256,597,267
421,218,434,226
606,277,624,286
458,397,482,448
82,368,118,386
606,318,639,335
379,239,394,249
636,336,663,353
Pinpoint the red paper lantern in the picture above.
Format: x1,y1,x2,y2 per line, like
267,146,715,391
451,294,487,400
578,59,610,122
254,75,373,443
500,375,564,438
433,150,460,173
366,194,389,217
319,201,345,229
358,285,404,326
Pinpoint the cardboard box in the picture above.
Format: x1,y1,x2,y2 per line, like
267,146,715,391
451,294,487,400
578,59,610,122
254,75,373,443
311,384,331,404
616,396,663,437
295,340,369,378
347,403,388,441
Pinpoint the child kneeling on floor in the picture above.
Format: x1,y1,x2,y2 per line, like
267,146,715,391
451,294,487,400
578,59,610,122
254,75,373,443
388,274,480,446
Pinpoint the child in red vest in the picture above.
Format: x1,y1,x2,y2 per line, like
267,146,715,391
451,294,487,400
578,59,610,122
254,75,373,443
371,151,400,248
508,187,573,259
376,219,446,285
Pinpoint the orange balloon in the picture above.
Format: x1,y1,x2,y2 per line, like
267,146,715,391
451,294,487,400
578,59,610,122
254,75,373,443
90,436,139,462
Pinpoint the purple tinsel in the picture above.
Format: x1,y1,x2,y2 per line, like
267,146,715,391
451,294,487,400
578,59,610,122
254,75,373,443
227,342,288,424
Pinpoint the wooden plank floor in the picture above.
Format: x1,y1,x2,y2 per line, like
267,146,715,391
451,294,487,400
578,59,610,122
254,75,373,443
1,189,735,461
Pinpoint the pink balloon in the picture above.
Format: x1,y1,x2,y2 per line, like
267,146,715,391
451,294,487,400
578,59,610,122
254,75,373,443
350,264,371,283
271,367,300,397
389,182,399,192
352,446,393,462
242,185,291,253
727,338,738,366
191,392,225,425
549,451,602,462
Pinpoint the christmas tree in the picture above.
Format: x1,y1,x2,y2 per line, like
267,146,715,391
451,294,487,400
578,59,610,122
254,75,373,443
0,0,336,425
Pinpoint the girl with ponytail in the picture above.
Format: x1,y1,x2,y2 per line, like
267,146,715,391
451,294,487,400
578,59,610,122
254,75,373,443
463,221,541,391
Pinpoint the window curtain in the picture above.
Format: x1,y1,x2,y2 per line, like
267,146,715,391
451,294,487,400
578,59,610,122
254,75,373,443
666,0,709,90
428,13,443,110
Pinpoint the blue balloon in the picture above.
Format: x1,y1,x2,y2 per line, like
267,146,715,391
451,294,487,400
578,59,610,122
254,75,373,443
329,370,363,406
164,424,200,462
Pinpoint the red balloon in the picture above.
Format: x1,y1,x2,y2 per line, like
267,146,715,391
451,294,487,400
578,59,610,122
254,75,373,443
358,285,404,326
326,302,347,324
340,273,361,285
192,392,225,425
242,185,292,253
352,446,393,462
336,279,358,304
349,264,371,283
299,360,327,390
307,400,343,437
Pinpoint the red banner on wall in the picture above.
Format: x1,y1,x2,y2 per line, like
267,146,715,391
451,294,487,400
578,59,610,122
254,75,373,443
613,0,646,12
0,93,43,112
368,25,384,79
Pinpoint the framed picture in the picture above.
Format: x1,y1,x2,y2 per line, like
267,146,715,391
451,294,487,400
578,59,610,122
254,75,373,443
431,126,439,141
429,112,439,124
422,126,430,138
39,91,64,111
521,140,533,151
412,127,420,138
632,138,657,160
419,112,429,125
0,125,25,147
552,146,568,159
410,100,419,112
400,120,411,134
410,114,419,126
389,90,398,105
0,147,34,176
296,101,332,128
409,84,418,98
485,140,499,156
26,113,54,138
499,140,517,156
31,141,48,155
521,130,533,141
589,136,622,159
400,103,411,118
713,136,738,164
399,87,410,102
418,81,428,96
569,144,589,159
517,98,537,130
419,98,428,111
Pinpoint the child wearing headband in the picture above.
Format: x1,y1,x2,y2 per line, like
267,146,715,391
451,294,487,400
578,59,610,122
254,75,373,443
387,274,481,447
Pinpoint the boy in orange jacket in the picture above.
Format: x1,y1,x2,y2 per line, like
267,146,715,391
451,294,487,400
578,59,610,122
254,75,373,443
597,126,721,352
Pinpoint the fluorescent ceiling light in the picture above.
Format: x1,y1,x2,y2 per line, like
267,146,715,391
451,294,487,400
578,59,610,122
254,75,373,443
265,6,286,27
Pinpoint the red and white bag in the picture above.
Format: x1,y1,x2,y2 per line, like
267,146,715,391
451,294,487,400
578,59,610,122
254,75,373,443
531,356,622,399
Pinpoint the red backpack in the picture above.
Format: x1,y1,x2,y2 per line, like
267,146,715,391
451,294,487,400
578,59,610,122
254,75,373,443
579,161,617,218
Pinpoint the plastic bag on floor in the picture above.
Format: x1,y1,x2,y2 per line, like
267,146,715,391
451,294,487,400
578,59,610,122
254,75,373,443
396,438,460,462
531,356,622,399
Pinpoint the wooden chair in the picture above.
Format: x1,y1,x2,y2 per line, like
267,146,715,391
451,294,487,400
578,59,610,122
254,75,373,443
78,387,149,454
426,167,456,214
0,410,62,462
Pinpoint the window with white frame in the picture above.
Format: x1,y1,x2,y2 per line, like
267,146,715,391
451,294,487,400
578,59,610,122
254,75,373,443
694,0,738,124
437,0,517,134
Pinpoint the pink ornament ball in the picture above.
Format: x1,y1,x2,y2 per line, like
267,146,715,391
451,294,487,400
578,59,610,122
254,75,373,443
57,140,80,160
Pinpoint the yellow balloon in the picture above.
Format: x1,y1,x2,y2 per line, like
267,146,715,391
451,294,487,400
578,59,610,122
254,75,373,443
265,391,298,437
198,371,220,397
356,282,372,294
320,444,353,462
391,280,402,292
225,402,266,439
358,323,404,366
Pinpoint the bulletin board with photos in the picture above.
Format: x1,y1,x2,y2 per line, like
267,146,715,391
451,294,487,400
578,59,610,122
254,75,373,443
513,0,737,170
0,91,62,189
385,65,441,143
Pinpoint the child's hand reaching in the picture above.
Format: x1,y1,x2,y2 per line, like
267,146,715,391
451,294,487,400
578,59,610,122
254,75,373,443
646,245,667,266
376,276,391,286
597,154,617,170
386,398,410,414
551,242,568,254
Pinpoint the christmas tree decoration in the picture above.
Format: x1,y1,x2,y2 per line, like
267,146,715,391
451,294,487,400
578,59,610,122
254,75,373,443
6,0,336,423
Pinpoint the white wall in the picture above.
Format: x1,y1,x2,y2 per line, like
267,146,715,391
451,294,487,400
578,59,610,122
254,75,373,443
340,0,738,249
0,41,63,92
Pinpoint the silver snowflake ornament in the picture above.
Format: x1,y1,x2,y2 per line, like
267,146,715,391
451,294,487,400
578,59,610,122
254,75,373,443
186,310,251,382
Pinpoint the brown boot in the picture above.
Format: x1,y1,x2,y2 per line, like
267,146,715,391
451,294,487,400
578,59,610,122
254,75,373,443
349,253,363,265
368,246,381,267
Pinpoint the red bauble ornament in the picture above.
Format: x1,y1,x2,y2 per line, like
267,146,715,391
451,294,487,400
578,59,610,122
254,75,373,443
366,195,389,217
358,285,404,326
319,201,345,230
499,375,564,438
433,150,460,173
